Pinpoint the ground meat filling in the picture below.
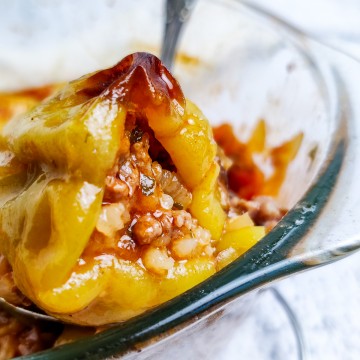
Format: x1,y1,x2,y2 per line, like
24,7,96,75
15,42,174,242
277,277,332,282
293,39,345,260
229,195,287,231
0,310,61,359
81,114,214,275
82,113,287,274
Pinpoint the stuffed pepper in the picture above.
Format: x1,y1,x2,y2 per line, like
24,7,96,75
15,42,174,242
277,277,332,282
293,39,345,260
0,53,283,326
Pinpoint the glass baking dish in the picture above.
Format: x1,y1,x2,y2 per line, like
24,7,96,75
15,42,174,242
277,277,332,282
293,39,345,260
0,0,359,358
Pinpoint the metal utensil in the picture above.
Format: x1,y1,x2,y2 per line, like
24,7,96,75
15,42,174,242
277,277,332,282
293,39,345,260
161,0,197,70
0,297,59,323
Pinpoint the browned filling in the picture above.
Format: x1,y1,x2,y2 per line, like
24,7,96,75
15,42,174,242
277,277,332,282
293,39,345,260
81,114,215,275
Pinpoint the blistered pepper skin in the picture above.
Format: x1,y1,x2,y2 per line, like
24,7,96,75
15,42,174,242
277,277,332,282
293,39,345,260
0,53,226,324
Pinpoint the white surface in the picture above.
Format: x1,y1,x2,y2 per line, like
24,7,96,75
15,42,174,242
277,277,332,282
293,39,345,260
246,0,360,61
219,254,360,360
219,1,360,359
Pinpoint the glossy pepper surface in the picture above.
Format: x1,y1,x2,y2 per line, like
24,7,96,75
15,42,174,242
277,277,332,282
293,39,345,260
0,53,226,324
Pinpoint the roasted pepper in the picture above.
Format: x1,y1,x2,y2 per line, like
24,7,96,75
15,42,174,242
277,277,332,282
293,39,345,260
0,53,226,325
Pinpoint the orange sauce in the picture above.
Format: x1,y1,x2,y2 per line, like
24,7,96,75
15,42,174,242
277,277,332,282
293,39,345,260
213,121,303,199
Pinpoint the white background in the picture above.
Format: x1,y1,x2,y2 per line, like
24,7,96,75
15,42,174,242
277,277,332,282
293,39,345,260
220,1,360,359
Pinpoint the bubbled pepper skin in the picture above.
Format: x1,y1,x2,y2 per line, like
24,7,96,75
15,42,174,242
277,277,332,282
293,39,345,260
0,53,225,325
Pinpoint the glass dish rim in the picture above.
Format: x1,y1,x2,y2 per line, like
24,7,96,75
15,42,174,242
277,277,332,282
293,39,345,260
16,1,355,359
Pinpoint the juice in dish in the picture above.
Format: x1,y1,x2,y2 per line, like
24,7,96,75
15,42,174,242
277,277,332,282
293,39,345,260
0,52,301,356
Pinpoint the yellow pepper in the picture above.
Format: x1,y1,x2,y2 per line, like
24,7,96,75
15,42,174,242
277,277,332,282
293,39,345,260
0,53,226,325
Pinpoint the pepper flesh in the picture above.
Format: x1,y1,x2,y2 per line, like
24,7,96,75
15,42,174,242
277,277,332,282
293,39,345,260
0,53,225,324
